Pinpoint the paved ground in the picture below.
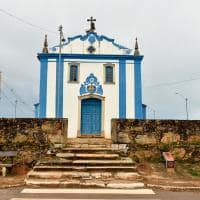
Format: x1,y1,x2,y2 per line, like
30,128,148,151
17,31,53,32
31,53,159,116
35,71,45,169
0,187,200,200
0,187,22,200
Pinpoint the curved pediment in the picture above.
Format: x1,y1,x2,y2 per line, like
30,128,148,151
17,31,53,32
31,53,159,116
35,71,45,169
49,32,132,55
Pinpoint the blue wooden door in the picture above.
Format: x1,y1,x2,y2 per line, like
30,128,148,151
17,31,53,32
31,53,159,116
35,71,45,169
81,98,101,134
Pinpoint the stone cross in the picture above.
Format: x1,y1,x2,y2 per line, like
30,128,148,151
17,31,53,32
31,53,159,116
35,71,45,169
87,17,96,32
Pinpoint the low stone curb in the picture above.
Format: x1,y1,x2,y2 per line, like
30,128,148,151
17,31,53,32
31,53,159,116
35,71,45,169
0,182,25,189
147,183,200,191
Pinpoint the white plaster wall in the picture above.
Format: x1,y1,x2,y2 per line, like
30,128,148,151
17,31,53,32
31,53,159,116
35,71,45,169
51,39,130,55
126,62,135,118
46,61,56,117
63,59,119,138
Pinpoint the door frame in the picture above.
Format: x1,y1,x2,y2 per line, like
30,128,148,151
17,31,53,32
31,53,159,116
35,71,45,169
77,94,105,138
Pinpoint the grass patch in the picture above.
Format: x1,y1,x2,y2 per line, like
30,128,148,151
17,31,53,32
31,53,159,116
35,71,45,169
188,168,200,177
180,163,200,177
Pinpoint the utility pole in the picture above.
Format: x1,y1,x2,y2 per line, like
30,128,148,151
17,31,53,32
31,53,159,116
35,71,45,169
14,100,18,118
0,71,2,101
153,109,156,120
147,106,156,120
56,25,65,117
175,92,189,120
0,71,1,118
185,97,189,120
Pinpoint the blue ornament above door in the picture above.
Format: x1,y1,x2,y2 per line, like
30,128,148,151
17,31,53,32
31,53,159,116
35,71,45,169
80,73,103,96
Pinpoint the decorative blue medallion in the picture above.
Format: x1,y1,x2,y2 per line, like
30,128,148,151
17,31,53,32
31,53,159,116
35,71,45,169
88,35,96,44
80,73,103,95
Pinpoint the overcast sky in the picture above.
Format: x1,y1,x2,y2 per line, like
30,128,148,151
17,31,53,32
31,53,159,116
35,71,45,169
0,0,200,119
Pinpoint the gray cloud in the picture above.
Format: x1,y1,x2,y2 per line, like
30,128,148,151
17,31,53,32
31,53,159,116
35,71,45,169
0,0,200,119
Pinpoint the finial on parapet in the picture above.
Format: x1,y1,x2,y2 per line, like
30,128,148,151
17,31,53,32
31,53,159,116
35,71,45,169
42,34,48,53
134,38,140,56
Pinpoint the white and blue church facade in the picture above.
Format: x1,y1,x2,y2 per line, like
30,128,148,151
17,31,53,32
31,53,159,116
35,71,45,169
35,18,146,139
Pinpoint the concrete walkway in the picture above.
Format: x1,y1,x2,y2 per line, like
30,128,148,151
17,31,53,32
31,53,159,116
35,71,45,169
1,187,200,200
11,188,157,200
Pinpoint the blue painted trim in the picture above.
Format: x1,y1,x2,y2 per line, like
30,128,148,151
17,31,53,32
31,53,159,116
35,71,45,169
55,58,64,118
39,59,48,118
50,32,132,52
134,56,144,119
48,60,134,64
38,53,143,61
119,59,126,118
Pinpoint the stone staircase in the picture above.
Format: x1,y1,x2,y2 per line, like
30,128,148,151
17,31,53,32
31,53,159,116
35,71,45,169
26,138,144,188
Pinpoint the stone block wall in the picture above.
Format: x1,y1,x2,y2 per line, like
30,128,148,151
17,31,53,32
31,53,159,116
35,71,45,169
111,119,200,163
0,118,68,166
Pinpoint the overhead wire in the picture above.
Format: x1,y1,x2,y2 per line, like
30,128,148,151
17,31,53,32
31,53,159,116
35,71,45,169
0,73,34,115
2,80,34,112
1,90,27,115
0,8,57,35
1,7,200,117
144,77,200,88
0,7,54,116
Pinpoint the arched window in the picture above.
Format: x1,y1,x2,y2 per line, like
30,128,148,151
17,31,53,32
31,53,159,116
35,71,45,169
69,65,78,82
105,66,114,83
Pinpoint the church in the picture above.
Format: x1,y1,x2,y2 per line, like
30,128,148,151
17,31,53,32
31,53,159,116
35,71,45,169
35,18,146,139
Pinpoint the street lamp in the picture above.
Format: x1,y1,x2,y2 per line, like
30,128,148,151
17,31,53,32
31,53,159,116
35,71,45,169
147,106,156,120
175,92,189,120
14,100,18,118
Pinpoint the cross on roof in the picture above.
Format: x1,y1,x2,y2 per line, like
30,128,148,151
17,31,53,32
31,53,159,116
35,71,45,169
87,16,96,23
86,16,96,33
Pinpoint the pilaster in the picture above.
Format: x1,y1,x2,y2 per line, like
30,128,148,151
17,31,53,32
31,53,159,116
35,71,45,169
119,59,126,118
134,56,144,119
39,58,48,118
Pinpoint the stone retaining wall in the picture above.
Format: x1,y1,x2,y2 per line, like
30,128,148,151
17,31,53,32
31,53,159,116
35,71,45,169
1,118,199,166
0,118,68,167
111,119,200,162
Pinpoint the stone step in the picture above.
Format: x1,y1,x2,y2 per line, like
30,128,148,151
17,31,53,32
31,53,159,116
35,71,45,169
56,153,119,159
37,160,73,165
72,159,133,164
66,144,112,148
33,165,137,172
37,158,133,166
26,178,144,189
64,138,112,145
27,171,141,180
61,147,113,153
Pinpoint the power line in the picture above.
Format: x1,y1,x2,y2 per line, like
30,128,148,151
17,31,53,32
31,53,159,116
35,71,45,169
1,90,27,115
0,8,57,35
2,80,34,112
145,76,200,88
1,91,15,107
0,73,34,114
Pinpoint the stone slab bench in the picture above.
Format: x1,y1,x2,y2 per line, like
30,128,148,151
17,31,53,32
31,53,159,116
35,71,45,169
0,151,17,176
